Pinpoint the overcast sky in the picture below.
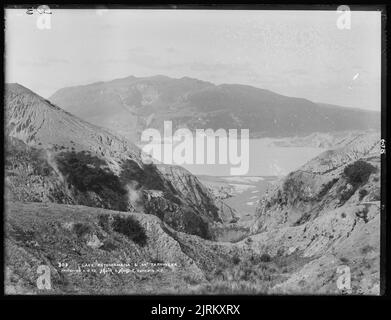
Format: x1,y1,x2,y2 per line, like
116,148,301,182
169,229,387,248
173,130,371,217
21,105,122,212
5,9,381,111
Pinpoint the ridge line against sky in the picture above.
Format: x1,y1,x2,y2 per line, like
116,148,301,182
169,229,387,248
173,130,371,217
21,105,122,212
5,9,381,111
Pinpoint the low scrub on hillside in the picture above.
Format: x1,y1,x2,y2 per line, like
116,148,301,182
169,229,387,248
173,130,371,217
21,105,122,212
73,222,93,238
56,152,179,212
98,213,147,246
190,249,315,294
197,254,281,294
5,139,53,177
56,151,129,210
112,215,147,246
120,160,181,206
98,214,147,246
343,160,376,187
358,188,369,201
120,160,164,190
56,151,121,192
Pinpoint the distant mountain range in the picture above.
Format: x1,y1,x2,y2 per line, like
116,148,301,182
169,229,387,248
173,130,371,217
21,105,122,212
49,75,380,141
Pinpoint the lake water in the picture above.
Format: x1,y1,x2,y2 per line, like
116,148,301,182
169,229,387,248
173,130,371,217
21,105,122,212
139,138,325,177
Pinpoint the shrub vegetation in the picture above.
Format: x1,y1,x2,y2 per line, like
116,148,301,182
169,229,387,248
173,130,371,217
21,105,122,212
56,151,129,210
343,160,376,187
111,215,147,246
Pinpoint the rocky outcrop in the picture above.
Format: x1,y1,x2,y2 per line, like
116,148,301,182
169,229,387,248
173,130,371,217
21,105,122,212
157,164,237,223
240,203,380,294
251,131,380,233
300,131,380,174
267,130,378,149
242,130,381,294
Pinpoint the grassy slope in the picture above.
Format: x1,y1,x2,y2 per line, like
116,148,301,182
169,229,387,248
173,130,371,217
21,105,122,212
5,201,205,294
5,201,310,295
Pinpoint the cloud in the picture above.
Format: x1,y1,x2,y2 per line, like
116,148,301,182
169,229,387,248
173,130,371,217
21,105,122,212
285,68,310,77
166,47,177,53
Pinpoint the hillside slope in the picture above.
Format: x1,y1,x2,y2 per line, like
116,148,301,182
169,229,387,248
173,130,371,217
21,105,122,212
5,83,235,239
251,131,380,232
5,201,238,294
240,131,381,294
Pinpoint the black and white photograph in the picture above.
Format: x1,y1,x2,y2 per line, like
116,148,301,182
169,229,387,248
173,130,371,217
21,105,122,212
3,6,385,296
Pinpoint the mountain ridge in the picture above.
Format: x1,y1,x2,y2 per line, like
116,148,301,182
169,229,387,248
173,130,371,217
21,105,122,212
48,75,380,142
49,76,376,112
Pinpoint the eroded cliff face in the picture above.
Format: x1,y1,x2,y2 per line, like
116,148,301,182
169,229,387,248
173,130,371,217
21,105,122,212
5,84,141,164
4,84,234,239
240,203,380,294
157,164,237,223
242,131,381,294
252,131,380,233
